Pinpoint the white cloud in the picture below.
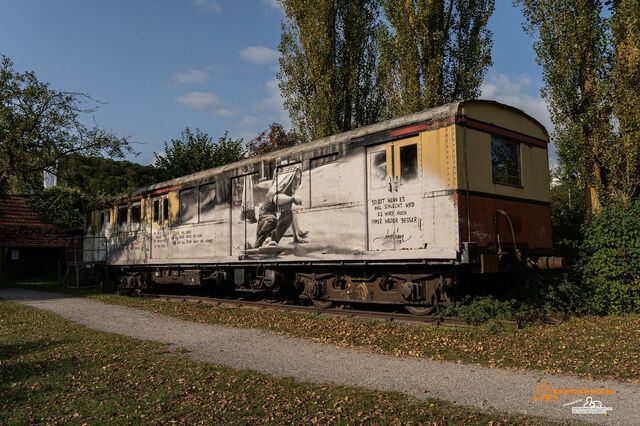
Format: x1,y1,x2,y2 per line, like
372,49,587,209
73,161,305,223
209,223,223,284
480,71,557,165
177,91,220,109
193,0,221,13
262,0,281,9
176,92,234,117
257,78,290,127
215,108,233,117
480,72,552,133
240,45,280,65
236,115,263,140
174,69,209,84
238,115,260,128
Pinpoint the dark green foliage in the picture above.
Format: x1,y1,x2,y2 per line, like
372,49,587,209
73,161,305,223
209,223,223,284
246,123,300,157
0,54,131,194
550,176,585,258
153,128,244,181
27,186,87,230
442,296,518,325
57,154,159,197
580,200,640,314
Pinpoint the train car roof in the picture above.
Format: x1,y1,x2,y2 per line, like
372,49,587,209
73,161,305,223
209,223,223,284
113,99,548,202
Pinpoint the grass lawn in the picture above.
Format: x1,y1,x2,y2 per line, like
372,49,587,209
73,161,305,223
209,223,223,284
0,301,560,425
3,281,640,383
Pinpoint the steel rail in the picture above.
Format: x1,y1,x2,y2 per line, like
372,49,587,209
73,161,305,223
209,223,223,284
135,293,514,329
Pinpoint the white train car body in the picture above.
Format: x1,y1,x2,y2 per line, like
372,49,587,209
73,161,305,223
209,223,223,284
84,100,555,309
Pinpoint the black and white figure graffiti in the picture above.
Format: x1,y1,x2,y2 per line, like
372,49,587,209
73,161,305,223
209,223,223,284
235,164,308,258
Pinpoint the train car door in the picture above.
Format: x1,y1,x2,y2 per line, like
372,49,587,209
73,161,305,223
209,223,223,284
230,173,258,258
366,136,423,251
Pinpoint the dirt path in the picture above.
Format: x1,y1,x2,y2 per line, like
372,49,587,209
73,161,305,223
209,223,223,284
1,288,637,425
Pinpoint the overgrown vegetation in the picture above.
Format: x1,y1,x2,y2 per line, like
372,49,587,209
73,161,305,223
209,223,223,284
0,301,554,425
512,1,640,317
580,200,640,314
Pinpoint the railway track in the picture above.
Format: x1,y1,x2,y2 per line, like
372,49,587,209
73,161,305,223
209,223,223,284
136,293,514,329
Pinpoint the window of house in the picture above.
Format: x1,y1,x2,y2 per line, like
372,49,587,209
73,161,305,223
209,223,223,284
199,182,216,222
491,136,521,186
10,249,19,260
179,188,198,224
117,206,128,227
399,144,418,182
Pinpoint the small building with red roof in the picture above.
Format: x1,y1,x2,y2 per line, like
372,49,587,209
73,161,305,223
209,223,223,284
0,195,65,280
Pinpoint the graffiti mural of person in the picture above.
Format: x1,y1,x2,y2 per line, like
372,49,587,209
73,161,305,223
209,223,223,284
252,168,308,249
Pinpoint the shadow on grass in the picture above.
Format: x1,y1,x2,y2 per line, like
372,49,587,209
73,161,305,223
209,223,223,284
0,280,101,297
0,339,71,362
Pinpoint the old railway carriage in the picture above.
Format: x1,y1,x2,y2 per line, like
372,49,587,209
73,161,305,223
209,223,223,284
84,100,559,314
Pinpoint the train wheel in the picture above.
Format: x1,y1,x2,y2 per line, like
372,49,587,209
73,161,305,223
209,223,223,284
311,298,334,309
405,305,436,315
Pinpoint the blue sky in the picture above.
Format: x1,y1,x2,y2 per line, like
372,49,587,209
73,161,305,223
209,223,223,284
0,0,551,165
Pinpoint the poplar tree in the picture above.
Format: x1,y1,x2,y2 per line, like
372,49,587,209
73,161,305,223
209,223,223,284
519,0,640,207
378,0,495,117
608,0,640,202
277,0,382,141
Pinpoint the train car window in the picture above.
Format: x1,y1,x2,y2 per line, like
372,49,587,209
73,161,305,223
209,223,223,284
370,151,387,189
310,153,340,207
311,152,338,168
491,136,521,186
400,144,418,182
179,188,198,224
260,161,275,181
130,203,142,225
99,211,107,229
152,199,160,223
199,182,216,222
162,198,169,222
117,206,128,227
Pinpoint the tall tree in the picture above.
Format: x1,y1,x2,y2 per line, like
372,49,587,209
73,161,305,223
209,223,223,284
153,128,244,181
277,0,382,141
0,55,132,193
608,0,640,202
246,123,300,157
521,0,640,206
378,0,495,117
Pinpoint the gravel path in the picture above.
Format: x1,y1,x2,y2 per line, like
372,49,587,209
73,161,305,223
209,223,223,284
2,288,638,425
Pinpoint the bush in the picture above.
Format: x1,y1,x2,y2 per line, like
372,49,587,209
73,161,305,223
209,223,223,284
580,199,640,314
